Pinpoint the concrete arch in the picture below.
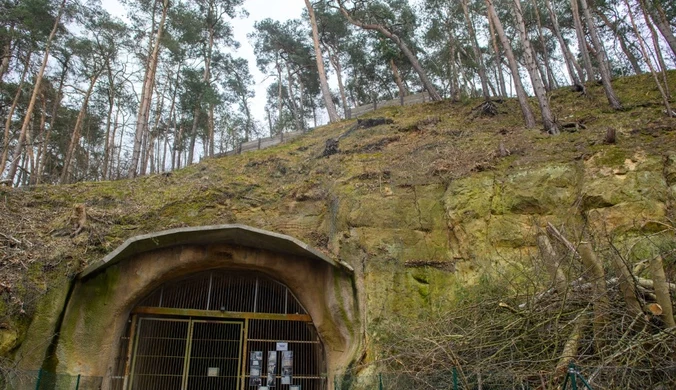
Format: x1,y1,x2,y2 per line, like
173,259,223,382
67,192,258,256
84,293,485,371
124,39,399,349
19,225,360,389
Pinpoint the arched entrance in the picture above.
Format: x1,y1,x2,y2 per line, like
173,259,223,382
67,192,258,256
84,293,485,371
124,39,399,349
16,225,359,390
113,270,326,390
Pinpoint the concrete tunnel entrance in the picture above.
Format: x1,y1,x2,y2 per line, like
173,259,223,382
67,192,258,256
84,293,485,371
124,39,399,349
16,225,359,390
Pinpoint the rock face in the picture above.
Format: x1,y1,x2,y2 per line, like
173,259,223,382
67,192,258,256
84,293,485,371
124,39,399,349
1,75,675,386
336,149,673,324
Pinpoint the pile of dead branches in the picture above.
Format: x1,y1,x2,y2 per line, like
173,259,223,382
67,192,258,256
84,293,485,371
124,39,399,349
369,223,676,390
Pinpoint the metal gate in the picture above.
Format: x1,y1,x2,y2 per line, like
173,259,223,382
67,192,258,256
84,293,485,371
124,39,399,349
111,271,326,390
129,318,243,390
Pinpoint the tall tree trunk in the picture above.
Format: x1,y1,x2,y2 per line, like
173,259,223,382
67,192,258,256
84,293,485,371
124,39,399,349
187,108,199,166
166,61,180,170
109,100,120,179
305,0,340,122
102,60,117,180
143,79,167,174
639,0,671,99
242,96,253,141
530,0,555,91
286,64,303,132
174,122,184,170
485,0,537,128
545,0,583,85
30,91,48,185
648,0,676,57
579,0,622,109
128,0,169,177
487,16,507,98
511,0,560,134
571,0,595,82
60,75,100,184
23,94,40,184
208,104,215,157
276,58,283,135
36,59,68,184
162,131,168,171
5,0,66,184
448,29,461,101
298,72,305,131
390,59,407,106
327,49,350,119
187,23,215,166
116,109,126,179
596,10,643,75
461,0,491,100
0,24,14,83
266,108,273,136
626,0,674,116
1,50,31,174
337,2,442,101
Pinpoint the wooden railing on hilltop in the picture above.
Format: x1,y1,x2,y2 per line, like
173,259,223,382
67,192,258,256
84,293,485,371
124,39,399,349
223,91,430,156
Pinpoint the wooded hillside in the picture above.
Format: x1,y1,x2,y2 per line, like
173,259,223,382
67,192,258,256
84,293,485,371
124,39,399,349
0,0,674,185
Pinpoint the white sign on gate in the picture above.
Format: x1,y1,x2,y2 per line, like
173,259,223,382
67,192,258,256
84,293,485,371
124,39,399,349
276,342,288,351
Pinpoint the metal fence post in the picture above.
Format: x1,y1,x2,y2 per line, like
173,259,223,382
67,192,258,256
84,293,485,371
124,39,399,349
35,368,43,390
379,373,383,390
452,367,458,390
75,374,81,390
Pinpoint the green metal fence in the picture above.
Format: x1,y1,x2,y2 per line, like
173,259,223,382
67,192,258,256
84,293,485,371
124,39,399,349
334,364,676,390
1,369,102,390
334,370,537,390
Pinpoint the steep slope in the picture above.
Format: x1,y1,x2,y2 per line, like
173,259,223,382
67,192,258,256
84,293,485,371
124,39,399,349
1,72,675,386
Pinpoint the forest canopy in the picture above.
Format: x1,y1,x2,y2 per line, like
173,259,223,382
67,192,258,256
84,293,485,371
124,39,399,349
0,0,674,186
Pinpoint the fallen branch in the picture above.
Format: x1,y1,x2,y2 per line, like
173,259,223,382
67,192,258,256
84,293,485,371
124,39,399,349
546,223,580,259
650,256,676,328
537,234,568,293
610,254,643,318
555,313,588,376
518,275,674,310
0,232,21,245
635,276,676,292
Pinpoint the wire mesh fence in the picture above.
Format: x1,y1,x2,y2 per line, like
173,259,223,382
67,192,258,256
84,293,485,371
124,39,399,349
3,364,675,389
1,369,102,390
333,364,676,390
334,370,535,390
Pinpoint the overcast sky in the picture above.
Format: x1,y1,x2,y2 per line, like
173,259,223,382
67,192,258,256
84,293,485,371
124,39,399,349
101,0,310,135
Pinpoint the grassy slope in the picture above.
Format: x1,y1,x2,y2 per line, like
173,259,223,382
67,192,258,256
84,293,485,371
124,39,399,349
0,71,675,351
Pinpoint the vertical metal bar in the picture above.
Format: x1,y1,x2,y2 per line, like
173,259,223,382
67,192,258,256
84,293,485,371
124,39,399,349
253,278,259,313
158,287,163,307
453,367,458,390
35,368,43,390
75,374,81,390
206,272,213,310
562,370,570,390
122,315,138,390
128,318,144,390
234,321,244,390
181,320,195,390
379,373,383,390
239,319,249,390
